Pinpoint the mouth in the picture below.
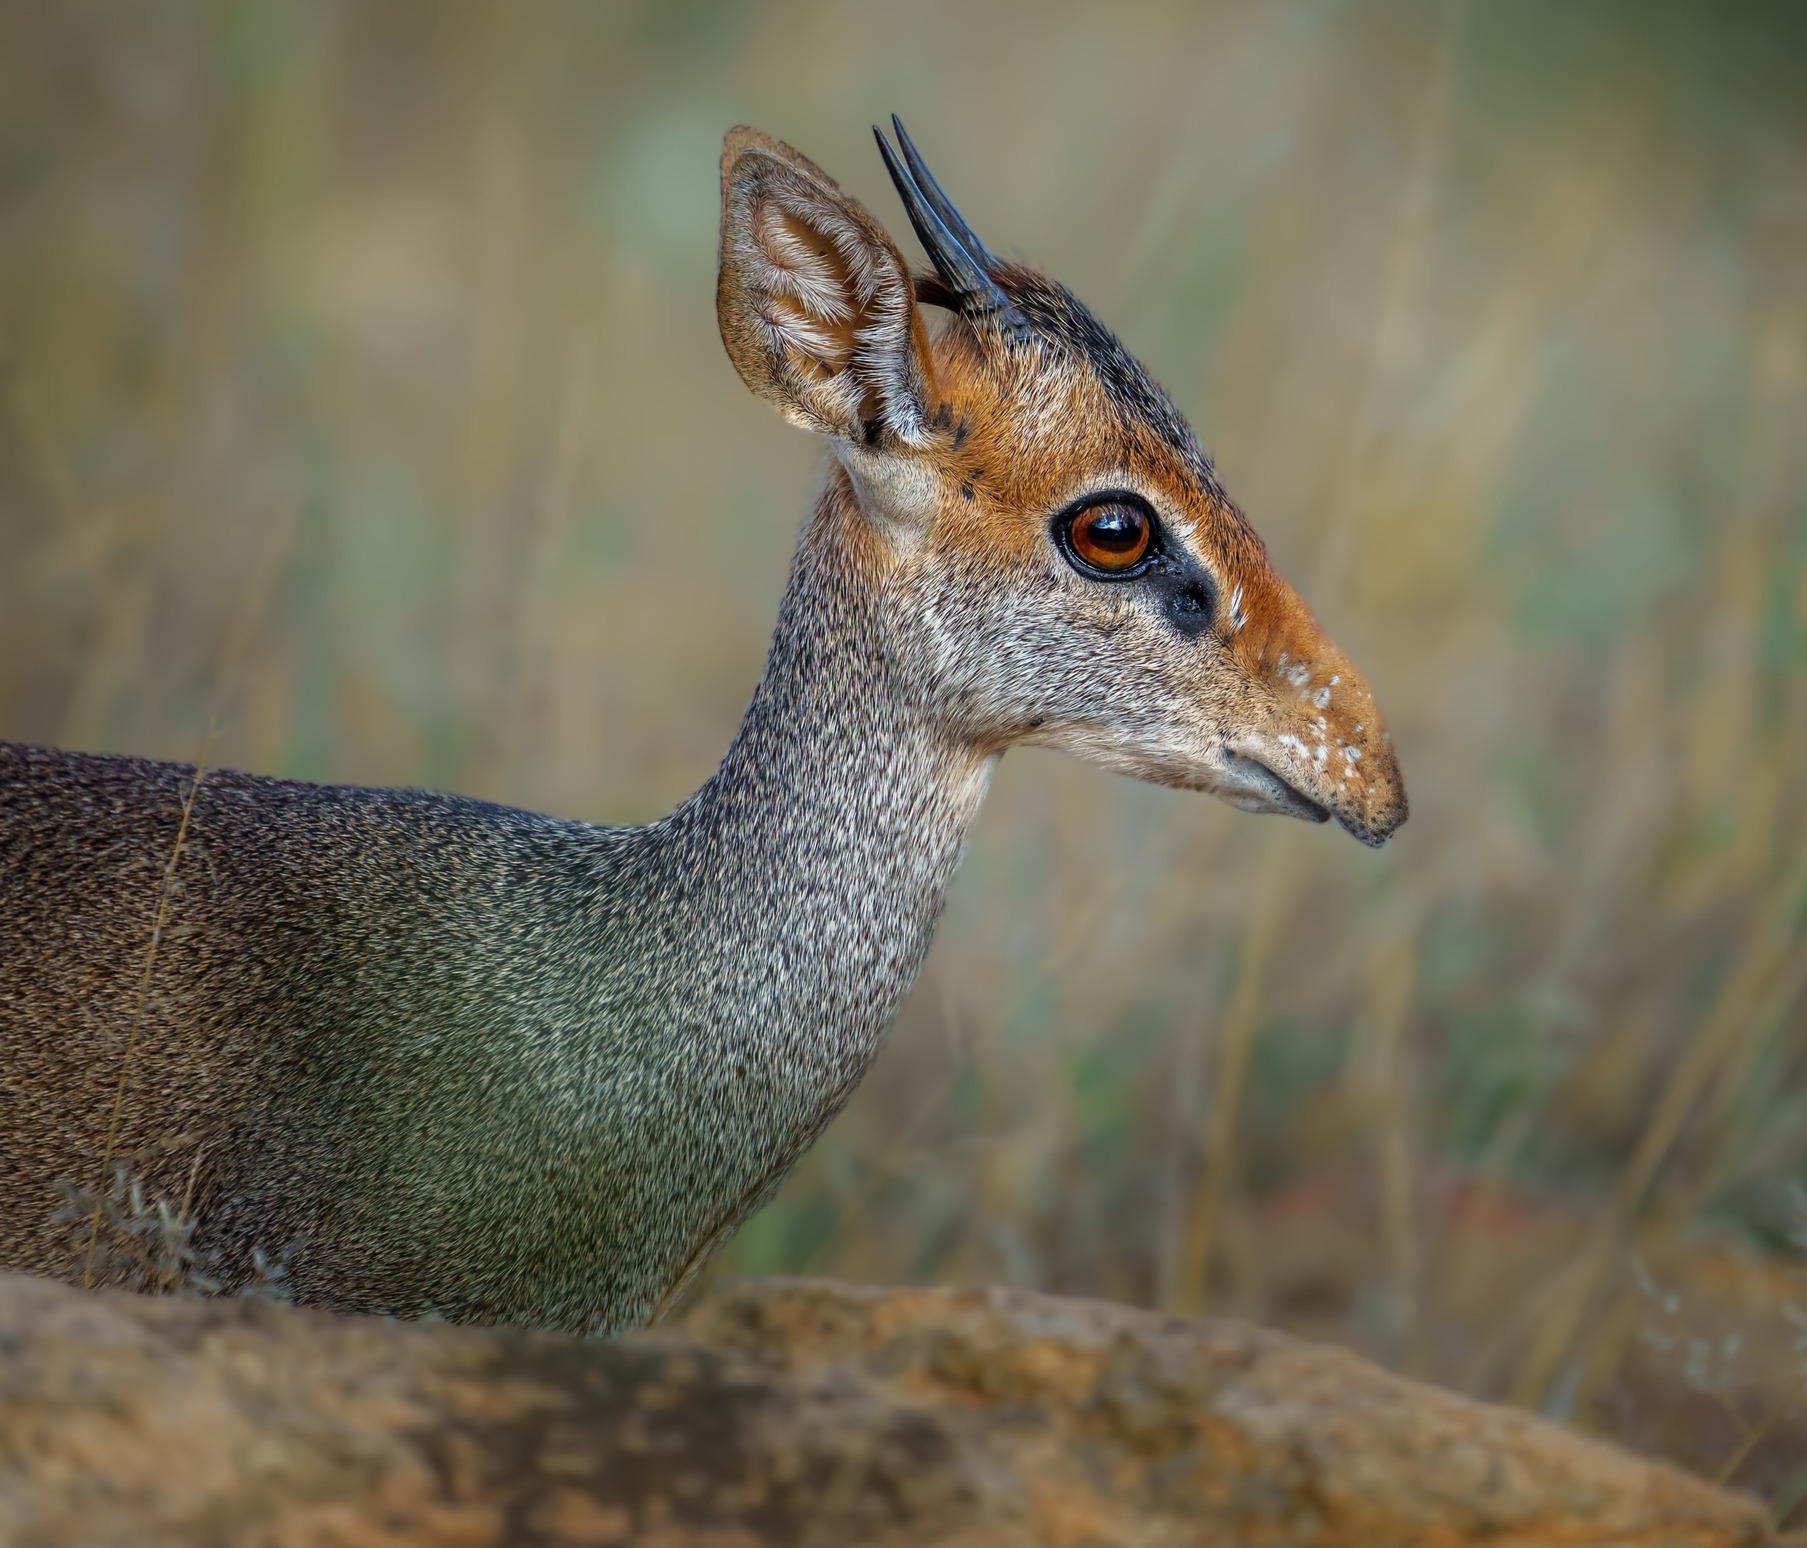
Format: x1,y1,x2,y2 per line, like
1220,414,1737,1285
1217,752,1330,826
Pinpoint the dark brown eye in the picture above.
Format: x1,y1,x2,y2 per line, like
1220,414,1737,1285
1066,500,1152,574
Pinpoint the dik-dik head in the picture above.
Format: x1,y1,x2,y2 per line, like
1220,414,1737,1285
717,120,1406,847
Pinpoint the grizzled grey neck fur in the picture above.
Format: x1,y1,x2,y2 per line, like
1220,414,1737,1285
0,481,992,1332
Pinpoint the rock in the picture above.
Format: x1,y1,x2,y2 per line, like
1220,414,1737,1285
0,1271,1769,1547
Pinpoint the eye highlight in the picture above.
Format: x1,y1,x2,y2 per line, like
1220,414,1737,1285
1059,497,1154,577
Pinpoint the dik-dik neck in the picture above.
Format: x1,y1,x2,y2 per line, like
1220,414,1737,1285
655,472,993,1079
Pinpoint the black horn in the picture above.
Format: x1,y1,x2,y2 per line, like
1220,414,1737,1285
891,115,997,269
874,117,1028,335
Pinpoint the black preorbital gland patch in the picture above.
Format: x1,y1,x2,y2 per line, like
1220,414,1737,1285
1162,584,1213,638
1142,548,1216,640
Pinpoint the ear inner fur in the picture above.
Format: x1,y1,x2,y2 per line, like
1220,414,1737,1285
718,129,935,447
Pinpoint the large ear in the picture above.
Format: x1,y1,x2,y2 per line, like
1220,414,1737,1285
717,126,935,447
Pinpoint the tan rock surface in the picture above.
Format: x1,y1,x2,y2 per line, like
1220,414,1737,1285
0,1271,1769,1547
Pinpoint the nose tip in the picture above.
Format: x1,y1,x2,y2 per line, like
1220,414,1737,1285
1340,732,1408,847
1256,655,1407,847
1343,774,1408,846
1232,566,1406,848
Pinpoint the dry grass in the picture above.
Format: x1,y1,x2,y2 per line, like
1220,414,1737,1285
81,725,210,1288
1,0,1803,1523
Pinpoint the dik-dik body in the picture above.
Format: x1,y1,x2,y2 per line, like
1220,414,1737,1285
0,122,1406,1333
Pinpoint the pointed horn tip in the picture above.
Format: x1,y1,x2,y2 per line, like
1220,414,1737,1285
890,115,928,170
871,122,906,185
871,116,1033,340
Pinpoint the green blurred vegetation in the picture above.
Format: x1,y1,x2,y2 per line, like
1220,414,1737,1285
2,0,1803,1519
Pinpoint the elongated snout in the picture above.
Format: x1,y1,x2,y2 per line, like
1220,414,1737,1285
1222,570,1408,847
1237,650,1406,847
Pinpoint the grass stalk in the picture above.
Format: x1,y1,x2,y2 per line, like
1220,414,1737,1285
82,732,213,1289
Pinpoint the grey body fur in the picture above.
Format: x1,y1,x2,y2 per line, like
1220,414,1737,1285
2,488,989,1332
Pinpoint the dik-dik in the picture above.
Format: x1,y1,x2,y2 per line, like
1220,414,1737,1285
0,121,1406,1333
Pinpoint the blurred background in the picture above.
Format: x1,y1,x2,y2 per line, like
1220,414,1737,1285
2,0,1803,1520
